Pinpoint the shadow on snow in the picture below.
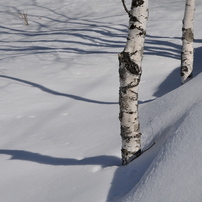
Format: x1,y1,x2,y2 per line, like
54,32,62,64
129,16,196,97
1,1,202,201
151,38,202,98
0,148,155,201
0,75,117,105
0,149,120,168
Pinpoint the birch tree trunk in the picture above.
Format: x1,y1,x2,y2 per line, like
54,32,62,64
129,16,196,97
119,0,149,165
181,0,195,84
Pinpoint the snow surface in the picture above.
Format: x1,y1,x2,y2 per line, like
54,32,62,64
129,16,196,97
0,0,202,201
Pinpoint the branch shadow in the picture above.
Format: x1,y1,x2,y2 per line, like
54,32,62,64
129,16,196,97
0,3,189,63
1,2,202,201
0,75,117,105
0,1,128,60
0,149,120,167
145,35,181,60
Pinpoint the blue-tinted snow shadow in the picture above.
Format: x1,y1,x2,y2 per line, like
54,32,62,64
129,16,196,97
148,37,202,98
0,147,157,201
1,3,202,200
106,40,202,201
153,68,180,97
1,3,201,101
0,75,154,105
0,2,127,58
106,116,182,201
193,41,202,77
144,35,181,97
145,35,181,59
1,3,196,102
0,75,117,105
0,149,120,168
106,140,161,201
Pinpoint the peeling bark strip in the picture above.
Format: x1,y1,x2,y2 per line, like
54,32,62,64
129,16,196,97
119,0,149,165
181,0,195,84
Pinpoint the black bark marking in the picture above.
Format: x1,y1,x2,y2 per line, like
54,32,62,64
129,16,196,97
139,30,146,36
120,84,139,94
120,125,132,138
119,67,126,81
181,66,189,76
130,24,136,29
132,0,145,7
119,112,122,121
121,132,141,142
130,16,139,23
119,96,130,110
121,148,142,165
118,52,140,75
188,72,193,78
182,28,194,42
129,24,146,36
126,61,139,75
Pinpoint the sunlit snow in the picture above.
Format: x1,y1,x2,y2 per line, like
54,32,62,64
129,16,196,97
0,0,202,202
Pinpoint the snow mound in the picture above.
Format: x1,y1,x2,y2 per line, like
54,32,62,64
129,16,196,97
122,73,202,202
1,0,202,201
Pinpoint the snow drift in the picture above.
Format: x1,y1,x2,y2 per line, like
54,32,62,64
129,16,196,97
121,73,202,202
0,0,202,202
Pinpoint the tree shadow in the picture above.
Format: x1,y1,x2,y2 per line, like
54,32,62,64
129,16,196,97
106,38,202,201
153,68,180,97
144,35,182,98
153,44,202,98
0,75,117,105
1,2,202,201
106,121,177,201
0,75,154,105
0,149,120,167
0,147,157,201
106,141,159,201
193,42,202,77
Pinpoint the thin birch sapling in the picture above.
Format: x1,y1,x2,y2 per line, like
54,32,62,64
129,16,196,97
119,0,149,165
181,0,195,84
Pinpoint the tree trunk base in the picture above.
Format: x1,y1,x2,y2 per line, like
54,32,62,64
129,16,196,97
122,149,142,165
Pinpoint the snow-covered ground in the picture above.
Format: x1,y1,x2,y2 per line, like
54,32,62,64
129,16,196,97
0,0,202,201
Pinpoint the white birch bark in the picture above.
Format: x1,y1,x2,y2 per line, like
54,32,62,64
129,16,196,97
181,0,195,84
119,0,149,165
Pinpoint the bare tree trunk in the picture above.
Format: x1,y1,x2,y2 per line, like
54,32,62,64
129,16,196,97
119,0,149,165
181,0,195,84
